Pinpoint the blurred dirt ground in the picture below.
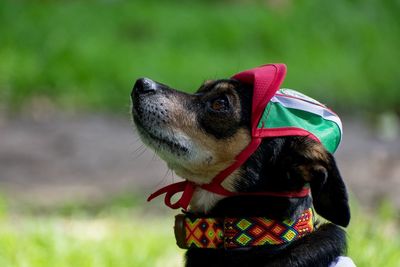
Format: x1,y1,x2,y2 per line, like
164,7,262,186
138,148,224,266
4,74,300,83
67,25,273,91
0,115,399,210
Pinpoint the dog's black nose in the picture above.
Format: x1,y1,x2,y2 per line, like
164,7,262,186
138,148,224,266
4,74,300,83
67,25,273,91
133,78,158,95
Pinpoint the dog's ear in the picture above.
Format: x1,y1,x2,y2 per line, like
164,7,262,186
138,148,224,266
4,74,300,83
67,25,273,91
306,152,350,227
288,138,350,227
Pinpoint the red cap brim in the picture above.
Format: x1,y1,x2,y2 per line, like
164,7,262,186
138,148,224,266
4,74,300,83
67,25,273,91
232,64,287,137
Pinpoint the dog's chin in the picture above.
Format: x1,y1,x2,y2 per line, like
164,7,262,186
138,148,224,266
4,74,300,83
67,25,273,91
137,124,188,154
133,115,192,161
133,121,218,184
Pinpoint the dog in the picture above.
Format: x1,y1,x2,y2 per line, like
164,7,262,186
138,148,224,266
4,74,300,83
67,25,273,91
131,66,353,267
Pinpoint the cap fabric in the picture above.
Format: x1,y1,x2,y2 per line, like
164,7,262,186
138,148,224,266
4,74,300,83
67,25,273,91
233,64,342,153
257,88,342,153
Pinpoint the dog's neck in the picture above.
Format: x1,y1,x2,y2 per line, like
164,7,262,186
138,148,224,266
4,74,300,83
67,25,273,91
189,188,225,214
189,169,240,214
188,139,313,218
175,206,314,250
177,195,314,251
184,137,314,250
190,193,312,220
189,188,312,219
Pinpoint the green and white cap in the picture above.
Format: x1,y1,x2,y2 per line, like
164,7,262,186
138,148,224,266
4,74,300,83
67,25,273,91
257,88,342,153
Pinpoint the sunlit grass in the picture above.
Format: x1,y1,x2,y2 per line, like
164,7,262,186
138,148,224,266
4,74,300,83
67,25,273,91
0,214,183,267
0,203,398,267
0,0,399,114
347,201,400,266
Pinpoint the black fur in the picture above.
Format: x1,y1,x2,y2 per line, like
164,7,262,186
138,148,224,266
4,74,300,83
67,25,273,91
131,78,351,267
310,153,350,227
185,137,349,267
184,80,350,267
186,224,346,267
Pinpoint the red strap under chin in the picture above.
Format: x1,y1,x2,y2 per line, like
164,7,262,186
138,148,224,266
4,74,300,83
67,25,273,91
200,138,262,193
147,179,311,210
147,181,196,210
147,138,311,210
147,64,307,210
147,138,263,210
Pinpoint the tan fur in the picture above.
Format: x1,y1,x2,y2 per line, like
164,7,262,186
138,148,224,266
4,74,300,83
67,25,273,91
202,80,214,87
216,82,234,90
175,124,250,184
303,142,329,162
189,169,242,213
297,141,329,182
161,88,250,184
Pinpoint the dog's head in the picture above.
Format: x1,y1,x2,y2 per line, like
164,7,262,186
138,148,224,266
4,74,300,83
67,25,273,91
131,77,350,227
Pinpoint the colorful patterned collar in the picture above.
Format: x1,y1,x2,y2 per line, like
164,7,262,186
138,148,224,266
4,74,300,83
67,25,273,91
174,208,314,249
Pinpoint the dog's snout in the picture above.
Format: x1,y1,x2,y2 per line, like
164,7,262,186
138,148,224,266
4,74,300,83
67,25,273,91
132,78,158,97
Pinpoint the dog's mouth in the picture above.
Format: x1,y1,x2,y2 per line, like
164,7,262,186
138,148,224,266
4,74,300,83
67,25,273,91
134,117,190,155
131,78,196,161
131,90,193,164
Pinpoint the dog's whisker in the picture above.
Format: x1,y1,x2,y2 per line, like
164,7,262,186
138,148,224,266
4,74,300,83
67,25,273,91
128,146,141,157
145,151,159,168
132,146,148,160
162,168,170,180
171,170,175,183
151,167,172,189
133,144,145,154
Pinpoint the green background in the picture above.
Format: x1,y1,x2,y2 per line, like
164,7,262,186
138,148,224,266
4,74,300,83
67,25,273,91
1,0,399,114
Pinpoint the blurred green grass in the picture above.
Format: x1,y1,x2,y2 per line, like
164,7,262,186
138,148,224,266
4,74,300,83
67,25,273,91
0,0,399,114
0,214,183,267
0,200,399,267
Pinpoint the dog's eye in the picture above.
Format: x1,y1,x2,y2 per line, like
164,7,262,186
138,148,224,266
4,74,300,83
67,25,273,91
209,96,230,112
